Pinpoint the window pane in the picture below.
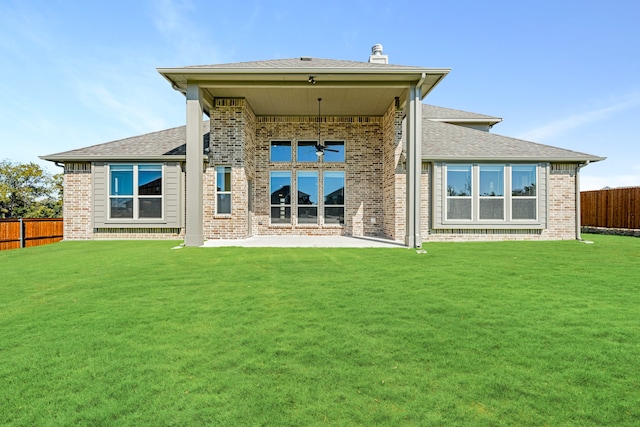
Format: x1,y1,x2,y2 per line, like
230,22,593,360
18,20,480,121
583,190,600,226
323,141,345,162
270,172,291,205
512,166,537,196
270,141,291,162
297,171,318,205
512,199,537,220
110,198,133,218
139,198,162,218
324,172,344,205
270,206,291,224
138,165,162,196
297,141,318,162
480,198,504,220
110,165,133,196
324,207,344,224
298,206,318,224
480,166,504,196
447,165,472,196
216,166,231,192
217,194,231,214
447,198,471,220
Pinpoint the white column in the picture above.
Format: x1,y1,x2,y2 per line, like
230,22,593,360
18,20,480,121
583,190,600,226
405,84,422,248
184,83,204,246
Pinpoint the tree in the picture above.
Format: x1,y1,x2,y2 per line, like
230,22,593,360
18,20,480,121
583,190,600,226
0,159,63,218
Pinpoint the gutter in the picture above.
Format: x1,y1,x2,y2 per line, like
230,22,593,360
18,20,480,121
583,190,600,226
422,156,606,163
39,155,201,163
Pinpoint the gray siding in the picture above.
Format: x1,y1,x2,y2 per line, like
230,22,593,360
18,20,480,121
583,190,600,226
93,162,183,229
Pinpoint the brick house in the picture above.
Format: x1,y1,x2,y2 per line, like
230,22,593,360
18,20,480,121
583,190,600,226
42,46,604,247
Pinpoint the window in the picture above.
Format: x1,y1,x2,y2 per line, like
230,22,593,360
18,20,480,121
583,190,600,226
297,141,318,162
216,166,232,215
446,165,472,220
323,141,345,162
296,140,345,162
479,165,504,220
270,171,292,224
270,141,291,162
297,171,318,224
443,164,540,224
512,165,537,220
324,171,345,225
109,164,162,219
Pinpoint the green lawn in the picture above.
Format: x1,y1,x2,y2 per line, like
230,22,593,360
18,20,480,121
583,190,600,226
1,235,639,426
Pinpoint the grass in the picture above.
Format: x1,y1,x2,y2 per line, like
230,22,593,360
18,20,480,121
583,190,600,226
1,234,639,426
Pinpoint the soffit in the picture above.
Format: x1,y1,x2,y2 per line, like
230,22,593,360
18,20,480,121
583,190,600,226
158,60,449,116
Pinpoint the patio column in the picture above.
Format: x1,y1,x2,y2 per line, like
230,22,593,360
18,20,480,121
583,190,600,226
405,84,422,248
184,83,204,246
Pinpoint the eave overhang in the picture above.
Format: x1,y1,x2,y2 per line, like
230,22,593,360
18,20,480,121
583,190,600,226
157,63,450,116
39,154,198,162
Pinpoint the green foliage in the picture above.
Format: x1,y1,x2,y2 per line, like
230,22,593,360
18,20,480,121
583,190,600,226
1,235,639,425
0,159,62,218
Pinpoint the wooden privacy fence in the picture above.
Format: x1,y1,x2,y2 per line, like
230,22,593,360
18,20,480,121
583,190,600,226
581,187,640,230
0,218,63,251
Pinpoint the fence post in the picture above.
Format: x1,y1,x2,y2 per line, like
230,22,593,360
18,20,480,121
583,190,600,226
19,218,24,248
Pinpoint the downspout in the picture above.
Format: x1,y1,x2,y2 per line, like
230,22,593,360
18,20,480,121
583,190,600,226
575,161,590,240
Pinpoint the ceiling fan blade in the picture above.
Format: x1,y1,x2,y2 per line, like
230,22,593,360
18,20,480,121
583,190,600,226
324,148,340,153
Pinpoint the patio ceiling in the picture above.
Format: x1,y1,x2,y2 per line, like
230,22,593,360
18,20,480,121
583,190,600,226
158,66,450,116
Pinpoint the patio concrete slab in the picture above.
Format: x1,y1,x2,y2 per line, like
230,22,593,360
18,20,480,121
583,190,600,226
201,235,406,248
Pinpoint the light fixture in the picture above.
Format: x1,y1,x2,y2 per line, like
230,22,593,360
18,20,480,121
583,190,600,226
308,76,316,85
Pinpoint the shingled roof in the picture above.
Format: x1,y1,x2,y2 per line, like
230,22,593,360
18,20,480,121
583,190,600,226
41,105,603,163
183,57,427,70
422,118,602,162
41,121,210,161
422,105,502,125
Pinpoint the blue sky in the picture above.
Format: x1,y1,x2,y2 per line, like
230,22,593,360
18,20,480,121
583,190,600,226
1,0,639,190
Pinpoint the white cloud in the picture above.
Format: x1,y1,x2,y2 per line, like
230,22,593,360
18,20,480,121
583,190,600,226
149,0,223,65
518,92,640,141
152,0,193,32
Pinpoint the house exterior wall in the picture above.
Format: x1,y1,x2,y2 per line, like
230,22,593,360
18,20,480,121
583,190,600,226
423,162,578,241
251,115,386,237
205,98,256,239
382,101,404,240
62,161,184,240
62,162,93,240
545,163,578,239
59,107,581,244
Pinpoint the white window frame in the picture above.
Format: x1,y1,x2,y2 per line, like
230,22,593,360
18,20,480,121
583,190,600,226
270,140,292,162
511,165,538,221
296,171,319,225
445,164,473,221
215,166,232,215
478,165,505,221
442,163,540,226
108,163,164,220
323,171,345,226
270,171,292,225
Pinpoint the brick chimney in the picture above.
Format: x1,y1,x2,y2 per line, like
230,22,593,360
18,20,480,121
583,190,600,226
368,44,389,64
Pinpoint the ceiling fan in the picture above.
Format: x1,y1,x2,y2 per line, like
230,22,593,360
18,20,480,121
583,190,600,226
315,97,339,157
